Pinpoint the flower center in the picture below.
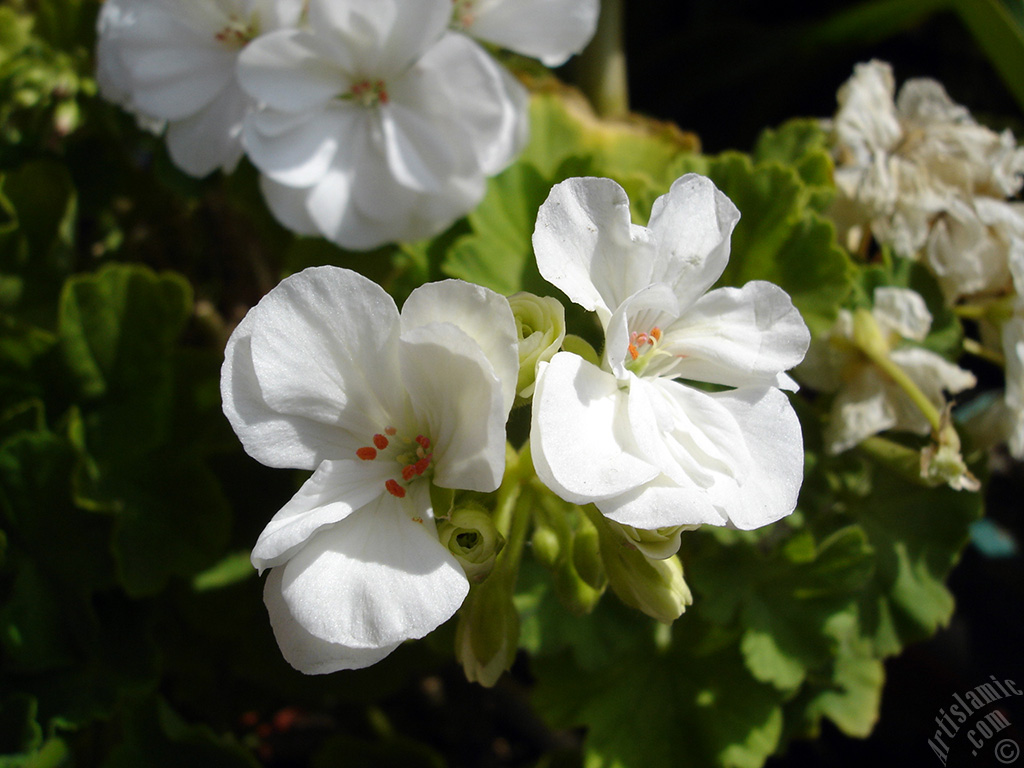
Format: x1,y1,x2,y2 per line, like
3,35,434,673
355,426,434,499
625,326,663,375
214,16,258,50
450,0,476,29
346,79,389,107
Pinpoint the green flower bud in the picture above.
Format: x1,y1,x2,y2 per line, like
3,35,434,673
571,514,605,590
509,292,565,401
437,505,504,582
561,334,601,367
606,520,697,560
455,576,519,687
597,519,693,623
530,524,561,569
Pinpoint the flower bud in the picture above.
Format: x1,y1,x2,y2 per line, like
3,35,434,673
599,526,693,623
509,292,565,401
455,576,519,687
437,505,504,583
561,334,601,367
606,520,697,560
530,523,561,569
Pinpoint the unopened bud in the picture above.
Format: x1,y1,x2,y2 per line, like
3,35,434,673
455,576,519,687
437,505,504,582
600,527,693,623
509,292,565,402
530,524,560,569
561,334,601,367
606,520,696,559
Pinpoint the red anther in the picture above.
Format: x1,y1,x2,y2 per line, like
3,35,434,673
385,479,406,498
413,456,431,476
628,343,639,360
651,327,662,342
415,435,430,450
385,426,397,435
373,433,389,450
402,464,417,481
412,517,423,524
356,447,377,461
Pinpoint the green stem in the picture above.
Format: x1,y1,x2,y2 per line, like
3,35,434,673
963,337,1006,367
569,0,629,117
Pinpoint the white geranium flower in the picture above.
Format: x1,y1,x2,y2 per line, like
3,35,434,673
98,0,303,177
450,0,600,67
529,175,810,533
221,266,518,673
237,0,528,250
799,287,977,454
926,196,1024,301
828,60,1024,297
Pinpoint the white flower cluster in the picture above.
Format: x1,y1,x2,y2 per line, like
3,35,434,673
220,173,810,673
96,0,598,249
822,60,1024,462
828,60,1024,302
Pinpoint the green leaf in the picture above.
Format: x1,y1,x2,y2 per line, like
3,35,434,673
752,119,834,211
784,612,884,740
690,526,875,692
845,459,982,656
58,263,192,405
443,157,591,296
532,619,784,768
695,153,855,335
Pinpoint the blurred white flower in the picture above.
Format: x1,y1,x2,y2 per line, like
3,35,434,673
799,287,977,454
238,0,528,249
828,60,1024,301
530,175,810,534
450,0,600,67
96,0,303,176
221,266,518,673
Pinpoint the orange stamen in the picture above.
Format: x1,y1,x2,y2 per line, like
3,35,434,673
373,433,389,450
651,327,662,341
356,447,377,461
385,479,406,498
628,343,639,360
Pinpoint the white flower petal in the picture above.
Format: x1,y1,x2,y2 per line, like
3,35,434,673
245,105,360,187
464,0,599,67
400,323,508,492
647,173,741,312
251,459,394,572
406,33,527,176
275,491,469,650
119,6,237,120
246,266,405,444
238,29,352,113
826,368,897,454
530,352,660,503
700,387,804,530
660,281,810,387
221,308,363,469
533,177,658,323
258,175,321,237
264,568,401,674
401,280,519,416
872,287,932,341
164,82,248,177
